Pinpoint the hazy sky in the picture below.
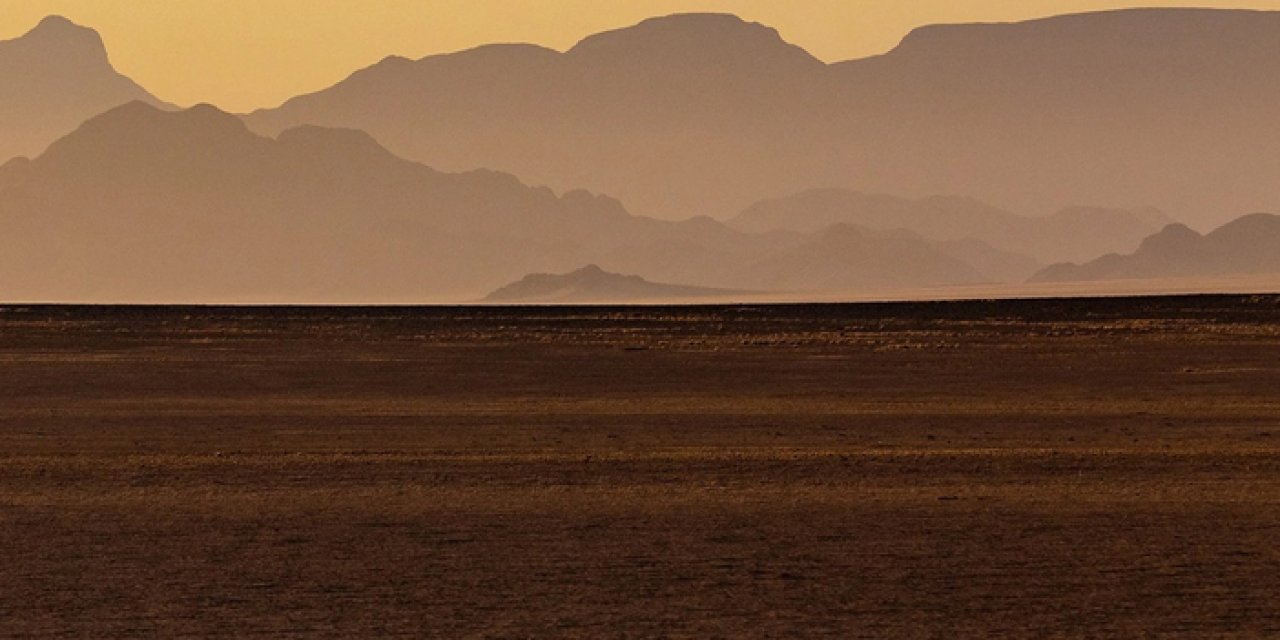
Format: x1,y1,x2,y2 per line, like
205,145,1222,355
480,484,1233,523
5,0,1278,111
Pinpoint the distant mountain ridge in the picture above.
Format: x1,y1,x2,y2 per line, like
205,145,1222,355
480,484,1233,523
0,102,1028,303
1032,214,1280,283
731,188,1169,265
0,16,167,162
484,265,748,303
733,224,989,293
8,11,1280,302
246,8,1280,227
567,13,822,72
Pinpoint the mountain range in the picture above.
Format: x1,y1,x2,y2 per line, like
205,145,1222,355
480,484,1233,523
0,102,1031,303
2,12,1279,302
1033,214,1280,283
730,189,1168,265
243,9,1280,228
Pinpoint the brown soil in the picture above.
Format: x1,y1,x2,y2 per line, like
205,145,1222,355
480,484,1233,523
2,296,1279,637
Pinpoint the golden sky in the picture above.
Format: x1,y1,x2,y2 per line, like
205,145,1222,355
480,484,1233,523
4,0,1278,111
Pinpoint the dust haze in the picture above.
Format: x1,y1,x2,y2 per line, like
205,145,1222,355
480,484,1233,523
3,9,1280,302
3,6,1280,637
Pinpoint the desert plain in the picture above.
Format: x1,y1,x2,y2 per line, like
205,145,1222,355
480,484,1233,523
1,296,1279,637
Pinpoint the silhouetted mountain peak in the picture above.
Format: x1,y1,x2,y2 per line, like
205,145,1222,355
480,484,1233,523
1,16,170,161
26,15,100,40
1206,213,1280,245
377,54,413,67
38,102,257,169
187,102,245,123
11,15,109,63
1138,223,1202,256
87,101,246,136
313,44,562,104
448,43,561,63
567,13,822,71
1213,212,1280,232
575,264,608,277
88,98,162,120
1033,211,1280,283
485,264,744,303
498,264,647,297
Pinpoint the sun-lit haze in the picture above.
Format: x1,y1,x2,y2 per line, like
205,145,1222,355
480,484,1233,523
7,4,1280,635
3,0,1279,111
7,3,1280,301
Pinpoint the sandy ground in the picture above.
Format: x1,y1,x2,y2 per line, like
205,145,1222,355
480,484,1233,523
2,297,1279,637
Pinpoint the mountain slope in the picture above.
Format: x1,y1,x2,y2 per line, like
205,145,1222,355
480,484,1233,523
483,265,747,303
245,9,1280,227
1031,214,1280,283
0,16,167,162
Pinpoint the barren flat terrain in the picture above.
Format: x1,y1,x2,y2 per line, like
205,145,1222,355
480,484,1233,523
2,297,1279,637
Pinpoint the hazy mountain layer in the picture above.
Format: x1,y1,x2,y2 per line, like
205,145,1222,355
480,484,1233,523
247,9,1280,227
0,16,167,163
1032,214,1280,283
732,188,1168,264
0,103,1019,303
733,225,990,293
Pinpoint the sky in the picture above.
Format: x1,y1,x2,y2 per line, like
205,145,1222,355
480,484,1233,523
4,0,1279,111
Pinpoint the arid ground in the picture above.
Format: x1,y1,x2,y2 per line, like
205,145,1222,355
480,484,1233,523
2,297,1279,637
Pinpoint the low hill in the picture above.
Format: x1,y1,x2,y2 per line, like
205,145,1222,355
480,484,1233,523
483,265,748,303
1032,214,1280,282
